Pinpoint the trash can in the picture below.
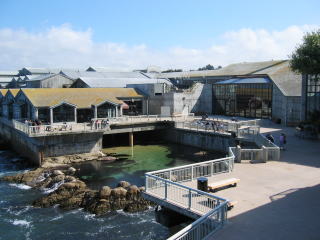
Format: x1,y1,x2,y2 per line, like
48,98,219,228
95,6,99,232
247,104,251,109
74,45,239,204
197,177,208,192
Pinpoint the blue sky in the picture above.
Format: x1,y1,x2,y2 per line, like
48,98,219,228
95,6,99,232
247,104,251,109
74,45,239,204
0,0,319,70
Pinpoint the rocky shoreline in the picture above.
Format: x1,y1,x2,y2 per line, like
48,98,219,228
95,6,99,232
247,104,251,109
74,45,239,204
0,167,153,215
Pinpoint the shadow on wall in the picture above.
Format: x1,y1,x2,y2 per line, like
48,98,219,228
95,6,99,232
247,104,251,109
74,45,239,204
215,184,320,240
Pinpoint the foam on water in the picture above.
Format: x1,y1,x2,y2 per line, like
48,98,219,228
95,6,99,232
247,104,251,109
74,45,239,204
12,219,31,227
9,183,32,190
43,180,64,194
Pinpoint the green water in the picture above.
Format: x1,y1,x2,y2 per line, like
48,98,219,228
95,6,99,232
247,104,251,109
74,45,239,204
74,143,224,189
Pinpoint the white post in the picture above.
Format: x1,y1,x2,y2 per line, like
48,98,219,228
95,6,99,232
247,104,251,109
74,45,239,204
236,145,241,163
115,106,118,117
33,107,38,120
262,146,267,162
50,108,53,125
74,107,77,123
94,106,97,119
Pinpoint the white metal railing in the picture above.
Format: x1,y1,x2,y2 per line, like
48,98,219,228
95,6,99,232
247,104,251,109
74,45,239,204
145,147,236,240
167,202,228,240
92,114,195,125
2,114,195,137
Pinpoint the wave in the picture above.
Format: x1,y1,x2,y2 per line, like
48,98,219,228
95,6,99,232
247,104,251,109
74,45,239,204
50,215,63,221
12,219,31,227
43,180,64,194
9,183,32,190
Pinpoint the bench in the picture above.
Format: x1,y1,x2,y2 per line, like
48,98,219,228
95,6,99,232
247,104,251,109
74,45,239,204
208,178,240,192
227,200,238,211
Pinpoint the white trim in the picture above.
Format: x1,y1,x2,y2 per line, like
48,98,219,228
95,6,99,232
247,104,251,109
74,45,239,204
50,101,77,109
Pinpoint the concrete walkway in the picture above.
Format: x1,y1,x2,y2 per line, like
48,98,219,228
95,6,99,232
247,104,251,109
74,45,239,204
211,121,320,240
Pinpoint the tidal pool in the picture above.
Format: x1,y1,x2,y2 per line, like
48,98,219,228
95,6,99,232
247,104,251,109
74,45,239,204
74,143,224,189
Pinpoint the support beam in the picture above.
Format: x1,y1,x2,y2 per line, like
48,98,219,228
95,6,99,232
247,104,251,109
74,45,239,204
50,108,53,125
129,132,134,147
94,106,97,119
74,107,77,123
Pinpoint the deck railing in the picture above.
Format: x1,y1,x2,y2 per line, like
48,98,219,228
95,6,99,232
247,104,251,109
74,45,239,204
145,147,236,240
167,202,228,240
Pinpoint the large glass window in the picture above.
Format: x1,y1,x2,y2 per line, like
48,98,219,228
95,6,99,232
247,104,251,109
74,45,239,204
97,102,116,118
38,108,50,123
306,75,320,119
53,104,75,123
212,83,272,118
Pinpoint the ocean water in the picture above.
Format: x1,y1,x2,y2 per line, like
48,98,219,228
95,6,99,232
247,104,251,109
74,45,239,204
0,144,224,240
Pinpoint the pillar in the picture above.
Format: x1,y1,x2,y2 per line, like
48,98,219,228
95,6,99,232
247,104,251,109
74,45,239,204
129,132,134,147
120,106,123,116
115,106,118,117
74,107,77,123
262,146,268,163
50,108,53,125
236,145,241,163
33,107,38,120
94,106,97,119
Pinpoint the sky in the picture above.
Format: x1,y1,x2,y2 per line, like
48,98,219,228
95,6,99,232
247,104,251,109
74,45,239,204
0,0,319,71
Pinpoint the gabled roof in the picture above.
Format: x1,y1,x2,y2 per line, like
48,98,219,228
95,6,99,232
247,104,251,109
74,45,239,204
159,60,287,79
253,61,302,96
19,68,82,75
19,88,144,108
61,70,149,79
73,77,172,88
0,89,8,97
0,71,19,76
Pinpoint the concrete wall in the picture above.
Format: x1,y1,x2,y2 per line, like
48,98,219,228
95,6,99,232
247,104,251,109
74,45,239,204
272,83,301,125
147,83,212,116
163,128,232,152
38,132,103,157
0,121,103,166
0,121,41,165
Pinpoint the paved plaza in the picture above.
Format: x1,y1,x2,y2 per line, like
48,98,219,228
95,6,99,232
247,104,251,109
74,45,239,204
209,120,320,240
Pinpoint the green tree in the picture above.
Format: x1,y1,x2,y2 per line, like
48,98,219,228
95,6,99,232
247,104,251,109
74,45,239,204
290,30,320,74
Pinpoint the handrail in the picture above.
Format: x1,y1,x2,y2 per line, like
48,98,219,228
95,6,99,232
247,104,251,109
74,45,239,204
167,202,228,240
145,173,228,202
145,147,237,240
148,156,234,175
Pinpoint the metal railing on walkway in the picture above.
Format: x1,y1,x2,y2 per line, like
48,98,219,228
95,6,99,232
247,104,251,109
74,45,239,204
1,114,195,137
145,148,236,240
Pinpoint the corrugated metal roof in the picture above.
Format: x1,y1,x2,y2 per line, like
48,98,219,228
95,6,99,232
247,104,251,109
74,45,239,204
158,60,286,79
75,77,172,88
20,88,144,108
61,71,148,79
215,77,271,84
0,71,19,76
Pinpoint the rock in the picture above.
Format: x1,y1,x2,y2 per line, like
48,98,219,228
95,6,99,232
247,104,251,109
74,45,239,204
64,176,76,182
100,156,117,161
61,181,86,190
99,186,111,199
111,187,127,198
117,181,131,189
127,185,139,194
52,170,64,177
67,167,76,175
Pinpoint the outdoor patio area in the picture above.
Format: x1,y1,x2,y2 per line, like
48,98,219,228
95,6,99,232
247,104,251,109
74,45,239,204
211,120,320,240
